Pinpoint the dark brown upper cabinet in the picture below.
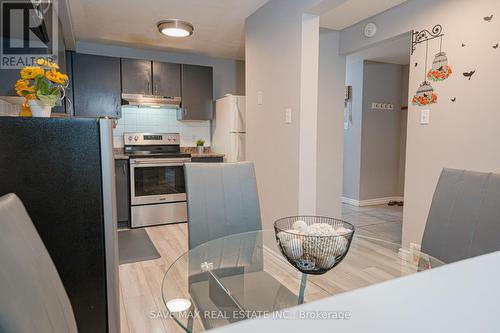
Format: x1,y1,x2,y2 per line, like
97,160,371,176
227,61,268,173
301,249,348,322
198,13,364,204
121,58,152,95
178,64,213,121
152,61,181,97
72,53,121,118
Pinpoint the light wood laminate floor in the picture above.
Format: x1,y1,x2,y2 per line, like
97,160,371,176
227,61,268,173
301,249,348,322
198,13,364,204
119,204,403,332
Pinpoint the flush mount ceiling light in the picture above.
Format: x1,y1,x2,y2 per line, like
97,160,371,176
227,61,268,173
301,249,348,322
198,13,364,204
157,19,194,38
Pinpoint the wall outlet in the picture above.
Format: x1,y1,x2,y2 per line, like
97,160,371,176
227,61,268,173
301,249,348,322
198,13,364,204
285,108,292,124
420,109,430,124
257,91,263,105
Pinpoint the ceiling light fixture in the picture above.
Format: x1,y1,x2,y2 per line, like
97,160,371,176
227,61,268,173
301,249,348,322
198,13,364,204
157,19,194,38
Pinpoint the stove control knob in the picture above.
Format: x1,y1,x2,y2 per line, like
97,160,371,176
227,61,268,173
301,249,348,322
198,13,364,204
134,135,139,142
127,135,133,142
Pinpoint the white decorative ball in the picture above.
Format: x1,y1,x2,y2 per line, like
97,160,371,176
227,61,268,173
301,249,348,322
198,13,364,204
316,256,336,269
334,227,352,236
292,220,308,233
284,237,303,259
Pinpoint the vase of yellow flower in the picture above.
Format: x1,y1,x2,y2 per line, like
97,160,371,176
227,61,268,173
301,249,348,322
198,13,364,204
15,58,69,118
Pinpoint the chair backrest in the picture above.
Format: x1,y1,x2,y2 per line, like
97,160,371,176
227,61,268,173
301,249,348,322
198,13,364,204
0,194,77,333
184,162,262,249
422,168,500,263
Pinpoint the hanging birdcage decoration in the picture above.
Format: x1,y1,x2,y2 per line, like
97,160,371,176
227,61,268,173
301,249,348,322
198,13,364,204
412,81,437,106
413,40,438,106
427,36,452,81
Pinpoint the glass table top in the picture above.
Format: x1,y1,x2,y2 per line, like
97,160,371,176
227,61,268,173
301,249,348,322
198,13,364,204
161,230,445,332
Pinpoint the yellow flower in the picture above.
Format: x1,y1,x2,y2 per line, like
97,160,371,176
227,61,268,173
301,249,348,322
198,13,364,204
20,66,44,80
45,70,67,84
36,58,59,69
25,93,37,100
15,79,35,96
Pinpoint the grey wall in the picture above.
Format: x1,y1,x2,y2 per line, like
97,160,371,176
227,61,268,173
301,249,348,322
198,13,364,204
246,0,308,228
339,0,500,246
343,60,408,202
247,0,338,228
76,41,245,100
342,60,364,200
316,28,346,216
359,61,404,200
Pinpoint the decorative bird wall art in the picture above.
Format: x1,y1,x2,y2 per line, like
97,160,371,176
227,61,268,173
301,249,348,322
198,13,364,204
484,14,493,22
463,70,476,80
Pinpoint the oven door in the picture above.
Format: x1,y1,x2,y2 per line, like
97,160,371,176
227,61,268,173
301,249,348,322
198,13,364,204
129,157,190,205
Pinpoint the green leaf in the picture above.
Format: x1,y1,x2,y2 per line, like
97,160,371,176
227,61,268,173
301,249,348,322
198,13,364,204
37,92,58,107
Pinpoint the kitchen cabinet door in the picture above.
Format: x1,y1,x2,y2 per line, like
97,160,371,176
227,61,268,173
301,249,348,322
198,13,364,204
121,58,152,95
152,61,181,97
179,64,213,120
72,53,121,118
115,159,130,226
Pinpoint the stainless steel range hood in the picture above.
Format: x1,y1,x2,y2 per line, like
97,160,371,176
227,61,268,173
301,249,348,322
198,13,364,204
121,94,181,108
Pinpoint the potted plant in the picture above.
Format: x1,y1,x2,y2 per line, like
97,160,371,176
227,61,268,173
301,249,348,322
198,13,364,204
196,139,205,154
15,58,69,117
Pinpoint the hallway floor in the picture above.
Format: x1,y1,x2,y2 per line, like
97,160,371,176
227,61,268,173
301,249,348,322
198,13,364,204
341,203,403,244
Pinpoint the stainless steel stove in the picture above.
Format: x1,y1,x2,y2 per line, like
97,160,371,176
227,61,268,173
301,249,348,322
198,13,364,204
124,133,191,228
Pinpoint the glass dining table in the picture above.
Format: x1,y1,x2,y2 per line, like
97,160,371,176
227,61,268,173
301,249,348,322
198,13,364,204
161,230,444,332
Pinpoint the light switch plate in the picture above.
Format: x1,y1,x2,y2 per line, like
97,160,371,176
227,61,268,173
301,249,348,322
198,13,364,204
257,91,263,105
420,109,430,124
285,108,292,124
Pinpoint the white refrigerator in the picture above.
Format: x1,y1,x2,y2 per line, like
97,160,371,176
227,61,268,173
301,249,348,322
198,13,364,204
212,94,246,162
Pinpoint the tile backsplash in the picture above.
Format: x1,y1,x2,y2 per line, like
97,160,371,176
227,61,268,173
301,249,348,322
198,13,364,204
113,106,211,148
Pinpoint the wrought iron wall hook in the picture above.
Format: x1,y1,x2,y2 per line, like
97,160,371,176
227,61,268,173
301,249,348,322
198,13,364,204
411,24,444,55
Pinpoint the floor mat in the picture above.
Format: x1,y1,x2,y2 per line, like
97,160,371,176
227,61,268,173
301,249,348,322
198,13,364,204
118,229,161,265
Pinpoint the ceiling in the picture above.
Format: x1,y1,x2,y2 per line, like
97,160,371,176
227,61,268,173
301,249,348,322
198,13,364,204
68,0,269,60
346,33,411,65
320,0,409,30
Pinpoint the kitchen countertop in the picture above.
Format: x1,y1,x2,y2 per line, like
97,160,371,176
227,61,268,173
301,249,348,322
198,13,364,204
113,149,129,160
113,147,224,160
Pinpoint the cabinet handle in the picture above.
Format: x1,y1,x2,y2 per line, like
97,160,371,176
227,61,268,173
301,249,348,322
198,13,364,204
155,83,158,95
147,82,150,94
122,163,126,175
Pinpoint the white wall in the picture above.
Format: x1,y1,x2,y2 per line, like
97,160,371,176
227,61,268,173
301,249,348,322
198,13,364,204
246,0,345,228
299,13,320,214
339,0,500,245
343,60,364,200
316,28,346,216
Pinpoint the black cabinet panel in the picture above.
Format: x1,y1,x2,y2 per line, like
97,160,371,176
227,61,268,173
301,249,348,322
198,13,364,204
72,53,121,118
121,58,152,95
179,64,213,120
152,61,181,97
115,159,130,224
0,117,108,332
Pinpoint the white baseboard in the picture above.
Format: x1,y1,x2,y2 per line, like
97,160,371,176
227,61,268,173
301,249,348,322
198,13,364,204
342,196,404,207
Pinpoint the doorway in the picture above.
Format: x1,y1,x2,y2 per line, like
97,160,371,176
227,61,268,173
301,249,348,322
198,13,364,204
341,34,411,244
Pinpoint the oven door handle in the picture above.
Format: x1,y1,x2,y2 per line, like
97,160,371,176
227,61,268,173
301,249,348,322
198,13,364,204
130,158,191,166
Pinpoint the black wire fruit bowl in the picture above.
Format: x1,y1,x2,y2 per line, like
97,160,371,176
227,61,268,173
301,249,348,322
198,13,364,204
274,216,355,275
